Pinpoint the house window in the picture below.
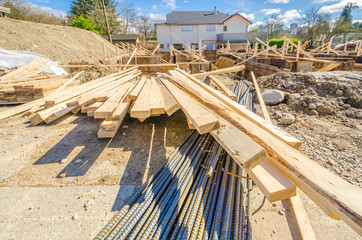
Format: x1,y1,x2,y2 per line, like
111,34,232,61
181,26,193,32
223,26,227,32
206,25,216,31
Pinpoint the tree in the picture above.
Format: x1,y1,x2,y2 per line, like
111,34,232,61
118,2,138,34
297,8,330,47
70,0,96,17
1,0,66,25
264,14,284,39
70,16,103,35
340,4,352,23
137,15,154,40
69,0,120,35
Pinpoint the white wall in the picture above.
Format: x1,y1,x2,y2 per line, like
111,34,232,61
156,15,250,49
223,15,249,33
198,25,223,41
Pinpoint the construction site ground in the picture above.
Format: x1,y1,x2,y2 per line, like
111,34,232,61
0,18,361,240
0,100,360,239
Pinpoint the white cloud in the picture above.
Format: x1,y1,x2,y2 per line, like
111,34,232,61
161,0,177,9
318,0,362,14
279,9,303,23
260,8,281,15
25,2,67,18
312,0,339,3
152,5,158,10
266,0,289,3
249,21,264,29
149,13,166,22
240,13,255,20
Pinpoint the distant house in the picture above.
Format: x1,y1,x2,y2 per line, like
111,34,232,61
102,34,139,44
156,9,257,50
0,6,10,17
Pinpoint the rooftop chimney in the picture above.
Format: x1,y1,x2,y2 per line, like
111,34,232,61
214,6,217,14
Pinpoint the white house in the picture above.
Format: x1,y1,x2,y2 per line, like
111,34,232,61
155,10,253,50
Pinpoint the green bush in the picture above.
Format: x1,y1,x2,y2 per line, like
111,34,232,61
70,16,103,35
256,38,300,49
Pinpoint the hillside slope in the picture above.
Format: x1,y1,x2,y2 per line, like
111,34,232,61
0,18,117,64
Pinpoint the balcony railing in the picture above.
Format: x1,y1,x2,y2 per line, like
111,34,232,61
217,32,267,43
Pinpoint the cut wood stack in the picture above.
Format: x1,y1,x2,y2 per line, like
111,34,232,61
0,58,70,104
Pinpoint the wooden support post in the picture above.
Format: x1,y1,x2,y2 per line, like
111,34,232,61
254,42,257,56
250,71,270,122
296,41,301,61
102,42,106,63
282,190,317,240
327,37,333,54
357,40,362,56
198,39,202,58
282,41,286,59
344,41,348,52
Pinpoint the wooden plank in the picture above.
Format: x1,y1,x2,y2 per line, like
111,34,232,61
0,58,47,82
210,115,268,172
45,71,83,99
173,69,302,149
282,190,317,240
249,159,296,202
94,82,131,119
170,68,362,232
129,77,146,100
192,65,245,78
150,77,165,115
160,77,219,135
251,71,271,122
87,102,104,117
318,62,342,72
44,105,76,124
66,72,139,108
0,98,43,120
156,78,180,116
282,37,316,60
130,79,151,119
98,97,131,137
45,68,138,106
207,74,237,100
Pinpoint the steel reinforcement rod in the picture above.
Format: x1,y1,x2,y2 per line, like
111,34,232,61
95,81,255,240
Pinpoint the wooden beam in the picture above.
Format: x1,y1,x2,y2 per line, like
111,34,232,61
210,115,268,172
94,82,131,119
130,79,151,120
249,159,296,202
152,44,160,55
282,37,316,60
282,190,317,240
156,78,180,116
173,69,302,149
169,70,362,233
207,74,237,100
251,71,271,122
192,65,245,78
129,76,146,100
150,77,165,115
317,61,343,72
160,77,219,135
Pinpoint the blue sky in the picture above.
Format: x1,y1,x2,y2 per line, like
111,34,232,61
25,0,362,28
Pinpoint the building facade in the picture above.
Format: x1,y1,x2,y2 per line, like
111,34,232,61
156,10,253,50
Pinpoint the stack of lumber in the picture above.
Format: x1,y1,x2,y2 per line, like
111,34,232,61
0,58,70,104
29,67,142,129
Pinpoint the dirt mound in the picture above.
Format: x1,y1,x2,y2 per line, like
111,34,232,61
256,71,361,187
259,71,362,118
0,18,117,64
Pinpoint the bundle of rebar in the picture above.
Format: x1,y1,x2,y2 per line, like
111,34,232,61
95,81,254,240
